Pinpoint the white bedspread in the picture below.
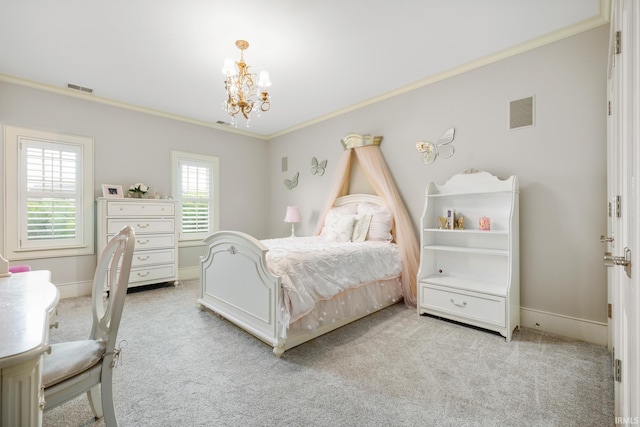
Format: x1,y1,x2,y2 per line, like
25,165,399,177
261,236,402,327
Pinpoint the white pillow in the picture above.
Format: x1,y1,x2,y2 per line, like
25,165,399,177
351,213,372,242
320,205,358,237
324,214,356,242
357,203,392,242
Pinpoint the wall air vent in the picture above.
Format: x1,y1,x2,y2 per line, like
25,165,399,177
509,96,534,130
66,83,93,94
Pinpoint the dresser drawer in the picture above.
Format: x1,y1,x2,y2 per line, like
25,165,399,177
107,233,175,250
107,201,175,217
421,284,505,327
107,218,175,235
128,264,176,284
131,249,175,267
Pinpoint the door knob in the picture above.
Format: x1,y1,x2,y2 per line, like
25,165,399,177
604,247,631,278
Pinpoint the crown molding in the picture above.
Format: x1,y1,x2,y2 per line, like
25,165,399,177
267,0,611,140
0,73,269,140
1,1,610,143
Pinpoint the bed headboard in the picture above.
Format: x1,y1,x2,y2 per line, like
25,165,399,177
332,194,393,242
333,194,385,207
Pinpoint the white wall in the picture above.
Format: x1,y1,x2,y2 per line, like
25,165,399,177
268,26,609,343
0,82,269,293
0,25,610,343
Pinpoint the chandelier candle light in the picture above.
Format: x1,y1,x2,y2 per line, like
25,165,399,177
284,206,301,237
222,39,271,126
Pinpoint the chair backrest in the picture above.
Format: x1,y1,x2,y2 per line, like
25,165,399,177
90,225,135,354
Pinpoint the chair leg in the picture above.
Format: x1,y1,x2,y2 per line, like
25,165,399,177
100,368,118,427
87,384,103,418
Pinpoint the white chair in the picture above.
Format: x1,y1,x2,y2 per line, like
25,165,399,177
43,225,135,426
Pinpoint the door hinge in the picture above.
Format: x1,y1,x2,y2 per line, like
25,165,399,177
616,31,622,54
608,303,612,319
614,195,621,218
614,358,622,382
608,101,612,116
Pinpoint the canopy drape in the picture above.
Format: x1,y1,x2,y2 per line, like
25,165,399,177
313,142,419,307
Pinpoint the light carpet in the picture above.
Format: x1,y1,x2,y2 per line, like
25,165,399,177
43,279,614,427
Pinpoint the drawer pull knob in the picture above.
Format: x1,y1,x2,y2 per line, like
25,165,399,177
137,223,150,228
450,298,467,308
137,256,150,261
137,271,150,277
137,239,150,245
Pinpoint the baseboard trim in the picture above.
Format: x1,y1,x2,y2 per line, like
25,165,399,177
178,266,199,281
57,280,93,299
520,306,608,346
56,267,200,299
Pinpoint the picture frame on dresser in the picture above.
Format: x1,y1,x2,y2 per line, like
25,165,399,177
101,184,124,198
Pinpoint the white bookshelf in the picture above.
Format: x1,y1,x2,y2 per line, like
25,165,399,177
417,170,519,341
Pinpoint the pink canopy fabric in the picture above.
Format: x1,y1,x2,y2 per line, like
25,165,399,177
313,144,419,307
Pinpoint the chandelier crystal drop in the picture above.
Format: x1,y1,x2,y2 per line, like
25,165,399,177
221,40,271,127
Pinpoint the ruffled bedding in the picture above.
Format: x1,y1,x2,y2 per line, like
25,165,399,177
261,236,403,329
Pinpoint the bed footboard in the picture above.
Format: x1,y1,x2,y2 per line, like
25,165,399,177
198,231,284,354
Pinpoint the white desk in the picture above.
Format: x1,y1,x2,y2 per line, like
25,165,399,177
0,270,58,427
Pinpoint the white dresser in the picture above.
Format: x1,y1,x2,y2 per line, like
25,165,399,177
97,198,179,290
417,170,519,341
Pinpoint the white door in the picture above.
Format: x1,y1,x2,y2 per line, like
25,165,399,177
607,1,640,424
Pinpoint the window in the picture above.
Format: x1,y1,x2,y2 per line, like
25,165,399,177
171,150,219,245
3,125,94,260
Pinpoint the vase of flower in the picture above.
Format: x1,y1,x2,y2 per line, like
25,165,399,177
129,183,149,199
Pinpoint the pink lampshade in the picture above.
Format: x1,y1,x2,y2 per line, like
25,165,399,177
284,206,301,223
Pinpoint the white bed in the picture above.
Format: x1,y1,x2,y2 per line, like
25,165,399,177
197,194,404,357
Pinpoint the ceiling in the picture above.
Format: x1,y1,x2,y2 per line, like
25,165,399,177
0,1,607,139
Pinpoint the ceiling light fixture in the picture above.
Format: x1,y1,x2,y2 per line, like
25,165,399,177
221,39,271,127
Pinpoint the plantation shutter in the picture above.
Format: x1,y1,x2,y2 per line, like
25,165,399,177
19,139,84,249
179,159,212,240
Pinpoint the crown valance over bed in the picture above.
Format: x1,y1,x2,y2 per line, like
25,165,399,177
313,133,420,306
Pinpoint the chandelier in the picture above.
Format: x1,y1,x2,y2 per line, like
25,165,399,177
221,40,271,126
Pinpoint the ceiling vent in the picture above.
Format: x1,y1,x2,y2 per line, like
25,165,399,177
509,96,534,130
66,83,93,94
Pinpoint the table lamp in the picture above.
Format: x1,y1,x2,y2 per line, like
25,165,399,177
284,206,301,237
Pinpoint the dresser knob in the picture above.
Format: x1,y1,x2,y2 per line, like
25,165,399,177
450,298,467,308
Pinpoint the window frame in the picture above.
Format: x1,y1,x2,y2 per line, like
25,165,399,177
3,125,94,260
170,150,219,247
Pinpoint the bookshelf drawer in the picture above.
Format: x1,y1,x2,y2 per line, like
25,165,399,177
421,284,505,327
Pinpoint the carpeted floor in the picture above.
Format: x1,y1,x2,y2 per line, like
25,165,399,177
43,279,614,427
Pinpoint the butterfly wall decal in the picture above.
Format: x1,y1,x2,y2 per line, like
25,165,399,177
311,157,327,176
415,128,455,164
284,172,299,190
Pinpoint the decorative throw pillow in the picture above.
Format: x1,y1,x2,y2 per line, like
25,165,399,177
357,203,393,242
351,213,372,242
320,205,358,236
324,214,356,242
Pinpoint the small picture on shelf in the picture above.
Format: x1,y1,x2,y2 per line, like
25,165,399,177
447,209,455,230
